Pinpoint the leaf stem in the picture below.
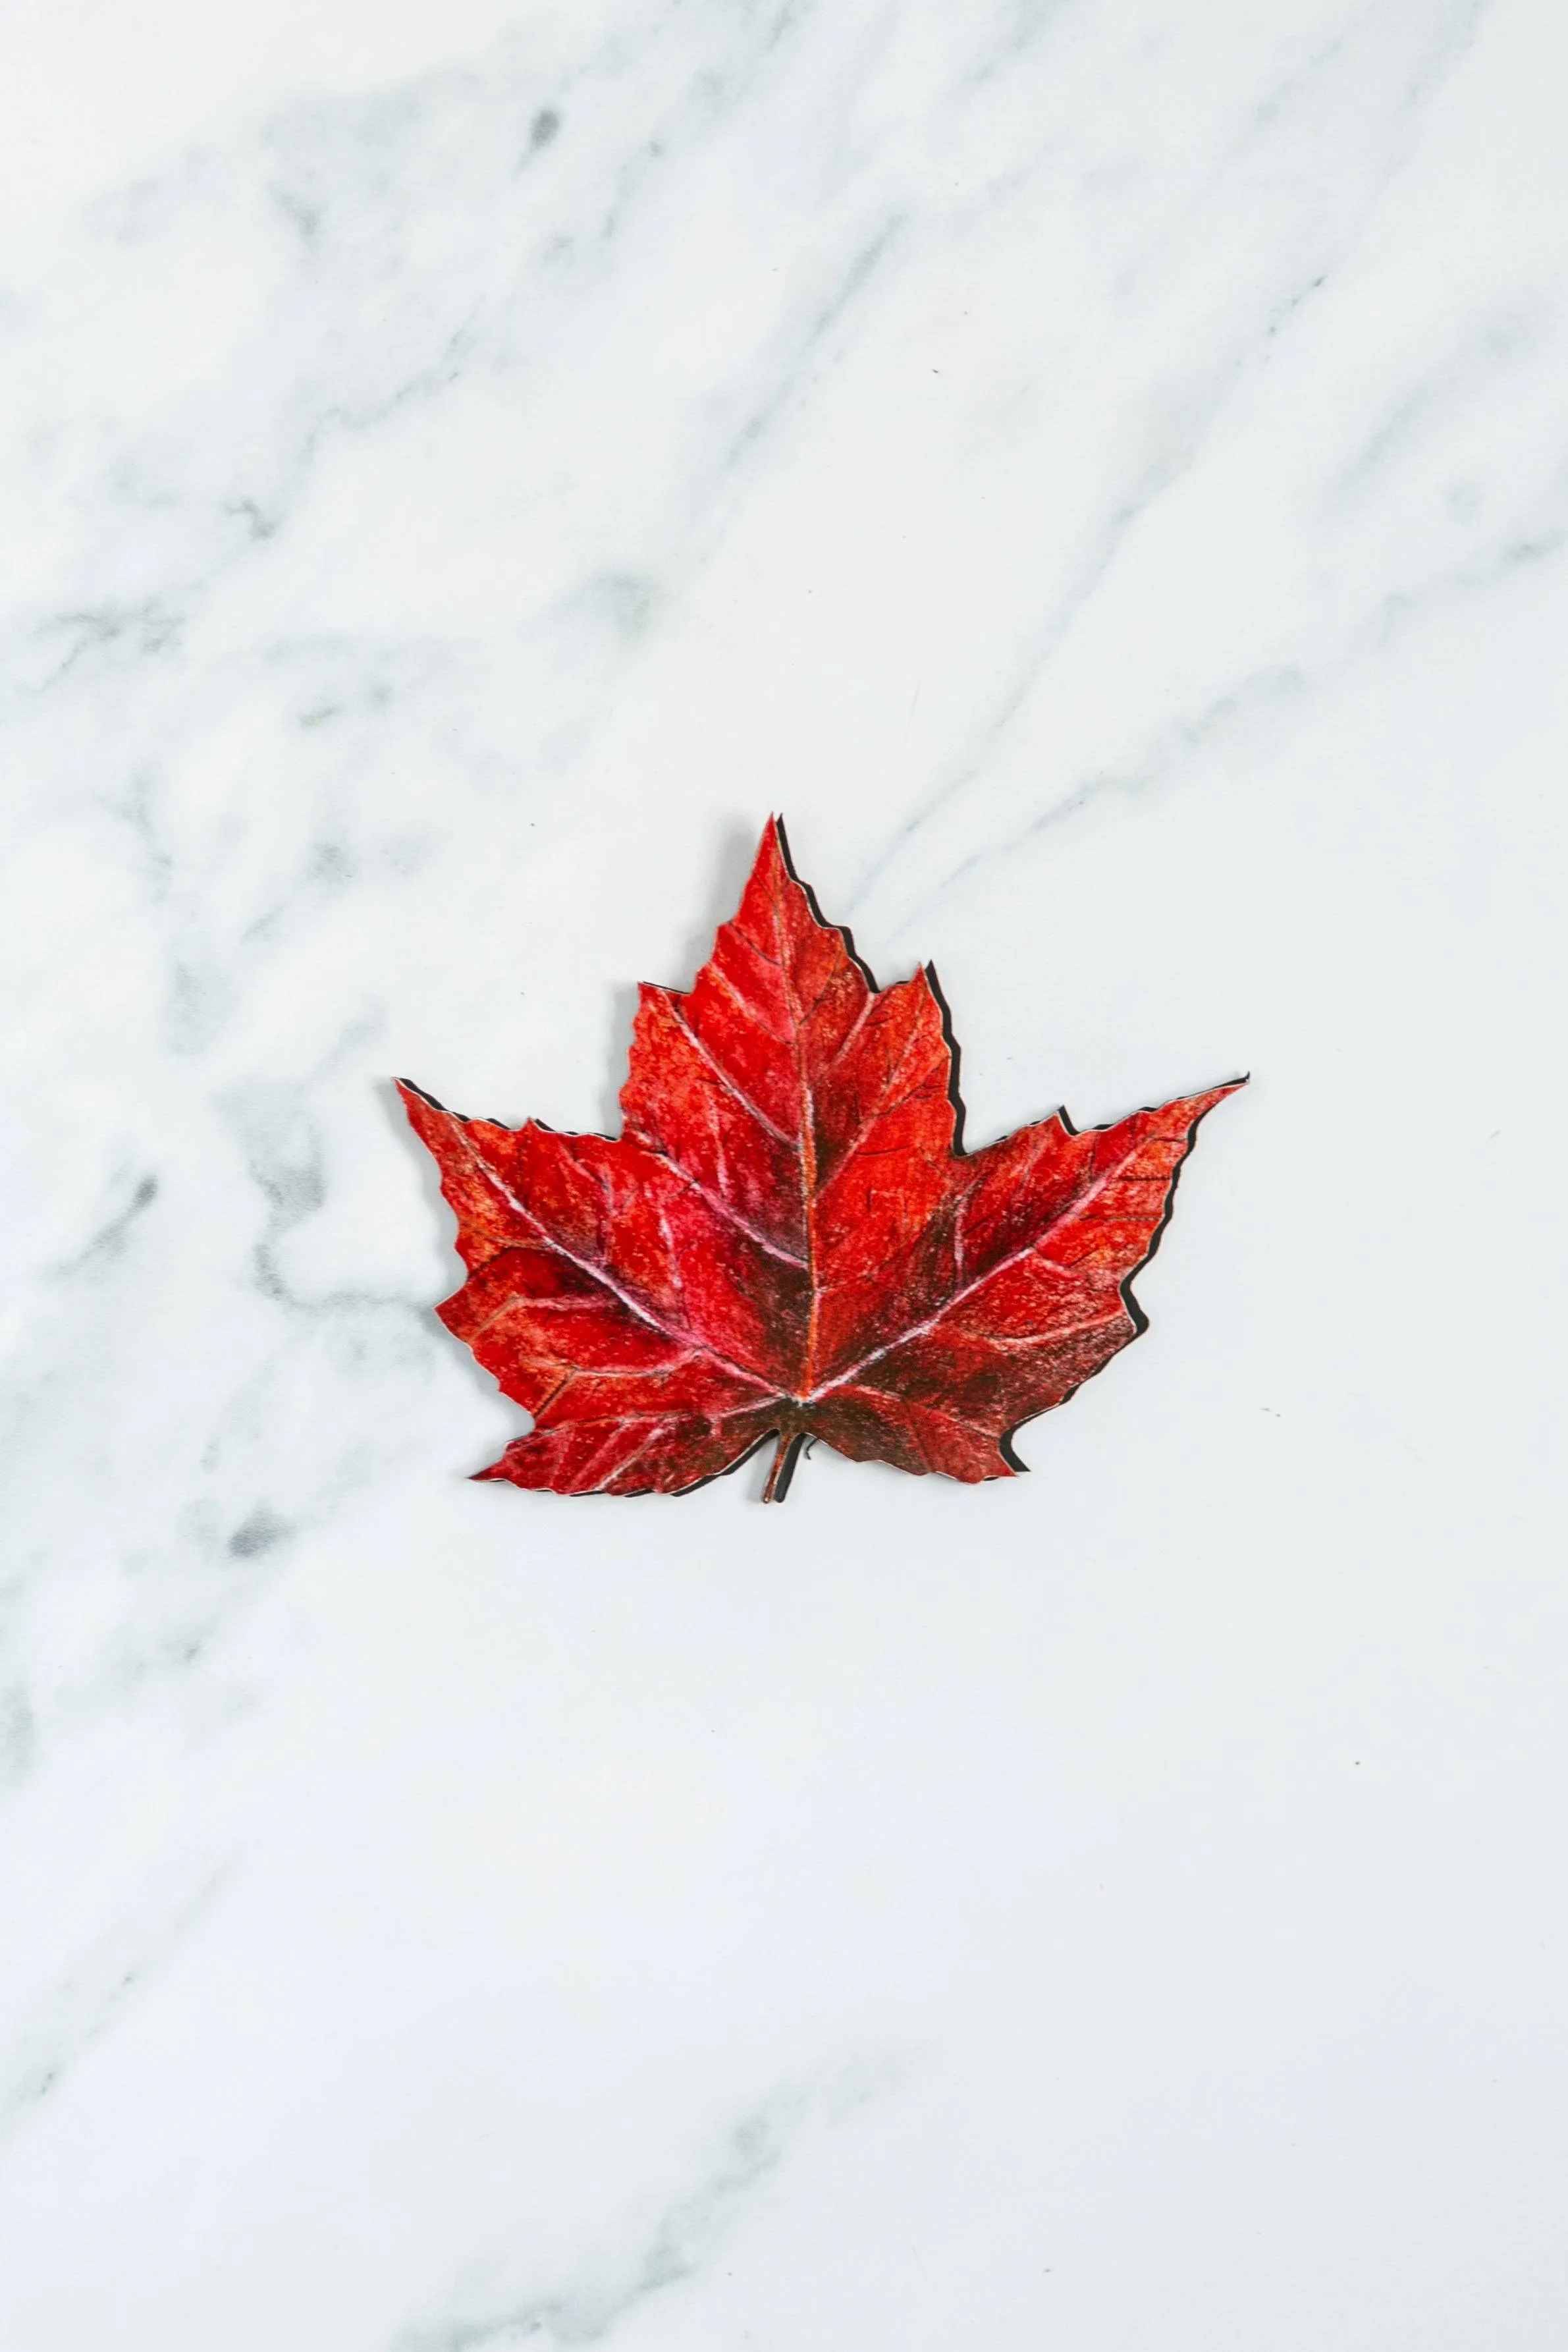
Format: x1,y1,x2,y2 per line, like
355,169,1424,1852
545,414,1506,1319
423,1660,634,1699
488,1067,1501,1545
762,1431,794,1503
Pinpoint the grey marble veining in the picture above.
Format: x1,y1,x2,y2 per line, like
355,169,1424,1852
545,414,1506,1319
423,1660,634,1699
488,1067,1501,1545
3,3,1566,2345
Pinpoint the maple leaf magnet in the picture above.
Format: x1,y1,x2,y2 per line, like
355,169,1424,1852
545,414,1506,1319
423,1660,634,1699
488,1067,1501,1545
399,819,1242,1500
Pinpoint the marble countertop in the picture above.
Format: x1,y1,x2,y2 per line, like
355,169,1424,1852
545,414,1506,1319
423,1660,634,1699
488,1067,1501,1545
3,3,1565,2345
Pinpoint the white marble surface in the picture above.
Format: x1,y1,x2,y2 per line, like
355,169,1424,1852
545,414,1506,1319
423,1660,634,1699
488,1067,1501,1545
3,1,1566,2343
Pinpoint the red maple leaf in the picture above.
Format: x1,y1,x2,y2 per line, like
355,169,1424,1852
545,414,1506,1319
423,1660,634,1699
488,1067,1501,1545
399,819,1242,1500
